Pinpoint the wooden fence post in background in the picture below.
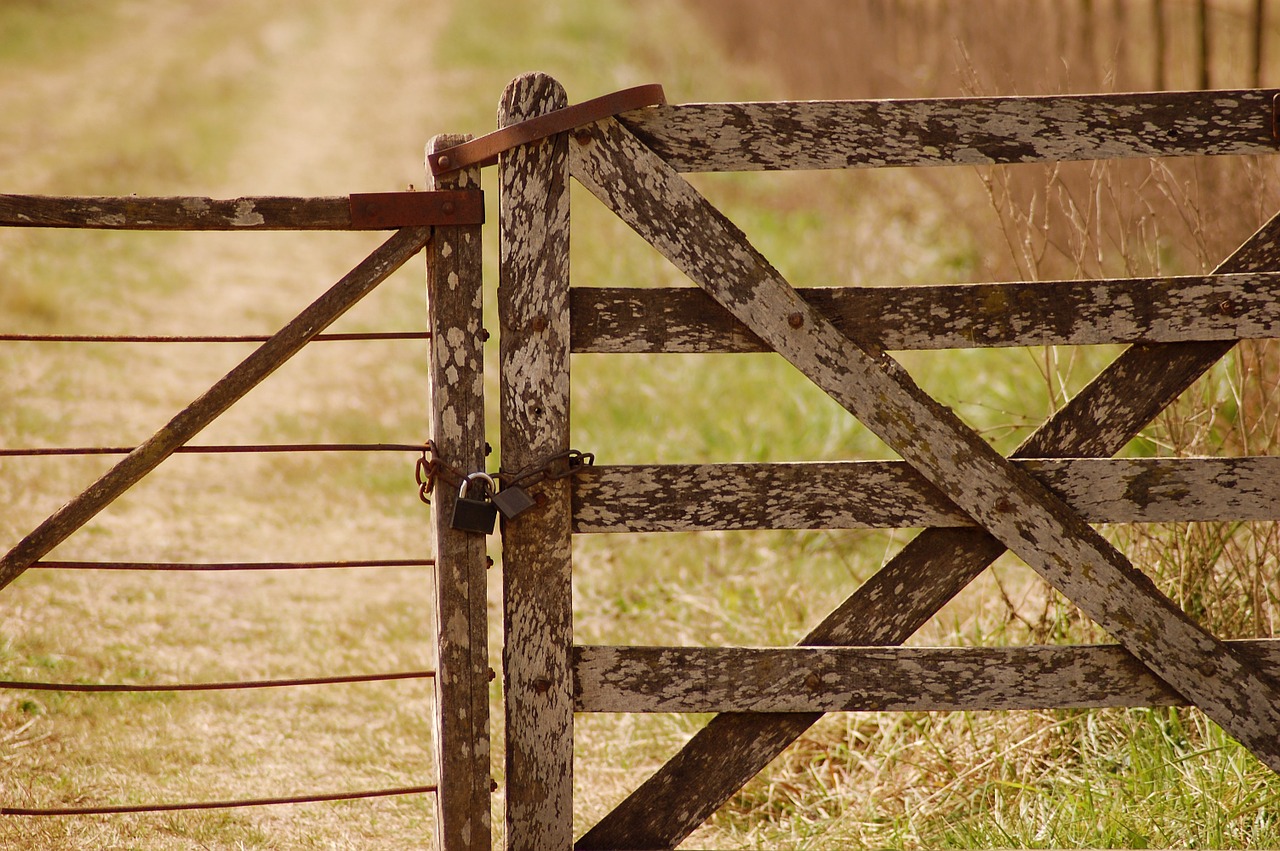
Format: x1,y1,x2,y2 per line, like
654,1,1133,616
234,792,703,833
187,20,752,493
1154,0,1166,89
1197,0,1211,90
426,133,491,851
1255,0,1268,88
498,73,574,851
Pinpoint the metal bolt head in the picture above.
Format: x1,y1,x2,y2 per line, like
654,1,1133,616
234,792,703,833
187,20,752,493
437,153,452,168
442,201,456,214
787,312,805,329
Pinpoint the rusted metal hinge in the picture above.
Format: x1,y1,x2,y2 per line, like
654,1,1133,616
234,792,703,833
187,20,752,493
348,190,484,229
427,84,666,176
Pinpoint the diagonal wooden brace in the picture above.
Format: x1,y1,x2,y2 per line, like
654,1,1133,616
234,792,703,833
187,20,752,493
581,348,1264,849
579,214,1280,849
570,115,1280,805
0,226,431,592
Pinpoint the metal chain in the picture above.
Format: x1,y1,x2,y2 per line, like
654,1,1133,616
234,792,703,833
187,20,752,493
417,440,470,504
498,448,594,490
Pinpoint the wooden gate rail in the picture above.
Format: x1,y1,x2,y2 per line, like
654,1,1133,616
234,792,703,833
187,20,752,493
620,89,1280,172
570,271,1280,352
0,191,483,230
572,456,1280,531
484,73,1280,851
573,640,1280,714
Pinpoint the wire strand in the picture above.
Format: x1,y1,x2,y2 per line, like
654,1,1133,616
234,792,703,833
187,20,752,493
0,443,426,457
32,559,434,571
2,784,438,816
0,670,434,693
0,332,430,344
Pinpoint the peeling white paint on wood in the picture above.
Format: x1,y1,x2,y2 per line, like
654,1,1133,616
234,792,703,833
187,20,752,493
572,456,1280,532
622,90,1279,173
498,73,575,851
574,641,1280,713
570,272,1280,353
426,134,491,851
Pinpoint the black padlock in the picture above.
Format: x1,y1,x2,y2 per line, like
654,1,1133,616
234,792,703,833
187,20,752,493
492,484,536,520
451,472,498,534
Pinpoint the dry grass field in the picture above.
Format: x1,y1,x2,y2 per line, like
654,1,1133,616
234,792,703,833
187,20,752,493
2,1,1279,848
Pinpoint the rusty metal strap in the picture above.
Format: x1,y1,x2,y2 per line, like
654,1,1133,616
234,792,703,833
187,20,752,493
428,84,667,175
348,190,483,228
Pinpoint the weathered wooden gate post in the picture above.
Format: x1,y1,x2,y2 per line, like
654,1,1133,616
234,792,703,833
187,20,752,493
497,73,575,851
427,133,491,851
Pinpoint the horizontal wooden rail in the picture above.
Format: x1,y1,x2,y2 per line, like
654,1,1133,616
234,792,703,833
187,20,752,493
621,89,1280,173
0,191,482,230
570,272,1280,353
573,456,1280,532
574,640,1280,713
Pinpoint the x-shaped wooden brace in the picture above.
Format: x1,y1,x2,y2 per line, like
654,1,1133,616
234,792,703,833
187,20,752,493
569,116,1280,849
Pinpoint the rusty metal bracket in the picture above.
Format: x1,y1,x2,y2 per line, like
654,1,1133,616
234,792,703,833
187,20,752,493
1273,93,1280,142
427,84,667,176
348,190,484,229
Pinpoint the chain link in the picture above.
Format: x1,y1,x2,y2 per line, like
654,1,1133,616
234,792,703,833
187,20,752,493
416,440,471,505
498,448,594,490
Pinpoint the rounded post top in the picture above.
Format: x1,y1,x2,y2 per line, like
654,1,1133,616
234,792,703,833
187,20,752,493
498,72,568,127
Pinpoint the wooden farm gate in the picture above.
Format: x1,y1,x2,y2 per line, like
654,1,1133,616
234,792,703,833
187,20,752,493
8,74,1280,851
0,142,490,851
438,74,1280,850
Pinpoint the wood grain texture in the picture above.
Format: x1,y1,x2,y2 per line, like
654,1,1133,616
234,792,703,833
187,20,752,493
498,73,574,851
570,272,1280,354
426,135,490,851
574,641,1280,713
572,456,1280,532
580,213,1280,849
621,89,1280,173
0,226,430,593
576,116,1280,844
